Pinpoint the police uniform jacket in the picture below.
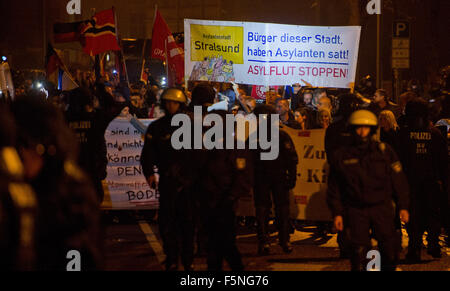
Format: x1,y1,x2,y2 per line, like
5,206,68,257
197,110,254,208
327,140,409,217
254,127,298,189
141,112,196,191
397,125,448,190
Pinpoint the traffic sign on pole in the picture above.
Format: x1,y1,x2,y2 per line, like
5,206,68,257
392,21,410,69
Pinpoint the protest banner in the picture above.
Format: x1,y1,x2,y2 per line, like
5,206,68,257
283,126,332,221
184,19,361,88
101,117,158,210
236,127,332,221
101,116,331,220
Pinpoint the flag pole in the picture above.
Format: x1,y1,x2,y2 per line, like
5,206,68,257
151,4,162,87
140,38,148,86
164,38,169,87
54,47,78,88
113,6,131,89
156,5,169,87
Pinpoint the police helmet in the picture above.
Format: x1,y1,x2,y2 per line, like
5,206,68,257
161,88,187,104
405,97,429,119
336,93,361,118
191,84,215,107
348,109,378,127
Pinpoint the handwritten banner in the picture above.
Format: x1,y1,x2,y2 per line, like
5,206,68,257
101,118,158,210
283,127,332,221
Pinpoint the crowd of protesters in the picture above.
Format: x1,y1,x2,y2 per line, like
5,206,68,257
0,62,449,271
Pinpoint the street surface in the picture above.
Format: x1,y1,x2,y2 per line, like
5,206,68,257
103,211,450,271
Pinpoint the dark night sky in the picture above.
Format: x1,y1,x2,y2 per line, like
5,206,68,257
1,0,448,92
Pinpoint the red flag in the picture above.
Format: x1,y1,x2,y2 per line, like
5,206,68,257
151,9,184,86
80,8,120,56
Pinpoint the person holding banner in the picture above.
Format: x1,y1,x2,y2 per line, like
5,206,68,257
327,109,410,271
141,88,195,271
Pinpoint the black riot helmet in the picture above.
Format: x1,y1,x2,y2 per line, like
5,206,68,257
67,87,94,114
336,93,361,119
191,83,215,109
405,97,429,128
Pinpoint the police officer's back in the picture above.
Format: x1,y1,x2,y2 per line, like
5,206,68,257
65,86,123,204
397,98,448,260
199,109,254,271
253,105,298,255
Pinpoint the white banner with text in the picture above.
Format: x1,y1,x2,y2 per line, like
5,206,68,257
185,19,361,88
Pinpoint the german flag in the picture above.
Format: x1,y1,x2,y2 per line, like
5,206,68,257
53,21,86,43
45,44,78,91
80,8,120,56
46,43,64,86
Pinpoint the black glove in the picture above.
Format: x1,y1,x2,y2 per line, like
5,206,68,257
286,171,297,189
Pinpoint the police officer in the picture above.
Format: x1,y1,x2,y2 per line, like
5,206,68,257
0,103,38,270
65,86,124,204
397,98,448,261
435,93,450,246
327,109,410,271
199,108,253,271
325,93,361,258
141,88,195,271
188,83,217,259
253,105,298,255
11,94,102,270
